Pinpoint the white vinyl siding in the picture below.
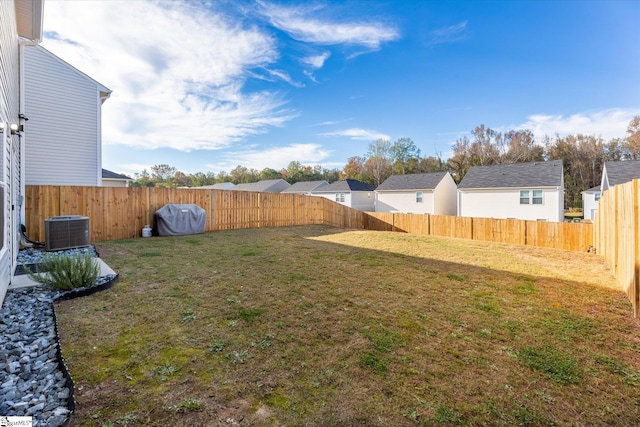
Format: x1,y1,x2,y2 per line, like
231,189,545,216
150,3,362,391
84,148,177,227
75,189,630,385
0,0,21,304
375,173,457,215
376,190,435,214
23,45,103,185
317,191,375,212
459,188,562,222
582,191,601,221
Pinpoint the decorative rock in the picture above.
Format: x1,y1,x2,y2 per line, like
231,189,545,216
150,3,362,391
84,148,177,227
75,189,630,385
12,401,28,411
1,246,117,426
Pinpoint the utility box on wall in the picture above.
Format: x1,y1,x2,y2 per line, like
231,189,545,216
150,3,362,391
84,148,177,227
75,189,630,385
44,215,90,251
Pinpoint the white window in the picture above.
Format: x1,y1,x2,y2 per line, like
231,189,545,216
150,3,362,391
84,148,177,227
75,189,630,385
335,193,345,203
532,190,543,205
521,190,543,205
595,192,601,201
416,191,423,203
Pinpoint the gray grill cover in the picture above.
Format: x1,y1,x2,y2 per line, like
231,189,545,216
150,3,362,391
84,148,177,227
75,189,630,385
155,204,206,236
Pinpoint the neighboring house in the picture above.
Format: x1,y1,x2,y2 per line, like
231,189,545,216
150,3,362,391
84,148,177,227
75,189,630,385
281,180,329,195
375,172,457,215
23,44,111,186
200,182,236,190
1,0,44,305
234,179,290,193
581,185,601,221
592,160,640,221
102,169,131,187
601,160,640,191
311,179,376,211
457,160,564,222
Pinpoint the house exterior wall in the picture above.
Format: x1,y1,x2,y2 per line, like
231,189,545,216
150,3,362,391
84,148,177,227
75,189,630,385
0,0,21,304
315,191,374,211
582,191,600,221
433,174,458,215
102,179,128,188
458,187,562,222
315,192,353,208
351,191,375,211
375,191,435,214
23,45,102,185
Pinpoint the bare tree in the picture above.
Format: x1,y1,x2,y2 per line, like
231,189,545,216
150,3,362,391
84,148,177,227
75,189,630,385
363,139,392,186
624,116,640,159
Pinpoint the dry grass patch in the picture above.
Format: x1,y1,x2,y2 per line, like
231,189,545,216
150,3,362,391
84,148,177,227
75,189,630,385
57,226,640,426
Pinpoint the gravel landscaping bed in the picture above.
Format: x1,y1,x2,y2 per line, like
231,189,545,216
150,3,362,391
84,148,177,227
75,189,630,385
1,247,117,426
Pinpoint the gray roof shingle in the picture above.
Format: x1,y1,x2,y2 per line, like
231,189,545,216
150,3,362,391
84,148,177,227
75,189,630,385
604,160,640,187
376,172,449,191
312,179,376,193
457,160,563,189
101,168,131,180
281,181,329,193
235,179,290,192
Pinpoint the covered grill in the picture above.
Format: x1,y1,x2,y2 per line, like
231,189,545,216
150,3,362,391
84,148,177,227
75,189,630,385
154,204,206,236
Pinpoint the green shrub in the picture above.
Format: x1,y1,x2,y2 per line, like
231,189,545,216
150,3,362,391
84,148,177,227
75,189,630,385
26,252,100,290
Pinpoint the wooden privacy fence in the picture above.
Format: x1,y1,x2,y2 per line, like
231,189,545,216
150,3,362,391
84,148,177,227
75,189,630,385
594,179,640,318
25,185,592,252
364,213,593,251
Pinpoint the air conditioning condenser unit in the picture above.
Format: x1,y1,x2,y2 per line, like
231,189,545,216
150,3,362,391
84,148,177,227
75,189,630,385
44,215,90,251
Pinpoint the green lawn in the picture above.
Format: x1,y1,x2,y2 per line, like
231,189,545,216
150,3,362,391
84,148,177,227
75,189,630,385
57,226,639,426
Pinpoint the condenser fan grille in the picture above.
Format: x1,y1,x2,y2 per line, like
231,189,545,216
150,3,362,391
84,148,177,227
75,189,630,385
44,216,90,251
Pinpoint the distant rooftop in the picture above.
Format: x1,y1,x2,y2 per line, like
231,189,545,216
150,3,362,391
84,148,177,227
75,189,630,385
458,160,563,189
376,172,450,191
313,179,376,192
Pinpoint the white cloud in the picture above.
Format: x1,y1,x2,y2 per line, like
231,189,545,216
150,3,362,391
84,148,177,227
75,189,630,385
429,21,468,45
42,1,296,151
518,108,639,140
313,119,352,127
259,2,399,49
206,143,332,172
320,128,390,141
301,52,331,69
263,69,305,88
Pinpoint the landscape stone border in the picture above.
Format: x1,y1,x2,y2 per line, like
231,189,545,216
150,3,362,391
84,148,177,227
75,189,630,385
1,247,118,426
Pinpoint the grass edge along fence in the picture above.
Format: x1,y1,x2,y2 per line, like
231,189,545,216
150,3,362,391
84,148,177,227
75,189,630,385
26,184,640,318
26,185,592,252
594,179,640,318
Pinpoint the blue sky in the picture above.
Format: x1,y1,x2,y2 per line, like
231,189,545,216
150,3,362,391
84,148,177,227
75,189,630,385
42,0,640,177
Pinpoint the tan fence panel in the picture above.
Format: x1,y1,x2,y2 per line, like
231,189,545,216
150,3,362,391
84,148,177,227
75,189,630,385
364,212,395,231
394,213,430,234
25,185,60,241
472,217,526,246
593,179,639,318
430,215,473,239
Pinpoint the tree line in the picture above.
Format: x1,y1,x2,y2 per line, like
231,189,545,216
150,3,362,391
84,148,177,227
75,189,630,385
131,116,640,209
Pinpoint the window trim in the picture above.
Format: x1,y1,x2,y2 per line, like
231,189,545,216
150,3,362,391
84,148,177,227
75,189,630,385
416,191,423,203
532,190,543,205
519,190,530,205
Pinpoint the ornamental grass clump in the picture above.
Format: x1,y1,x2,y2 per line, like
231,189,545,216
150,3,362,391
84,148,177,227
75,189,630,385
26,252,100,290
